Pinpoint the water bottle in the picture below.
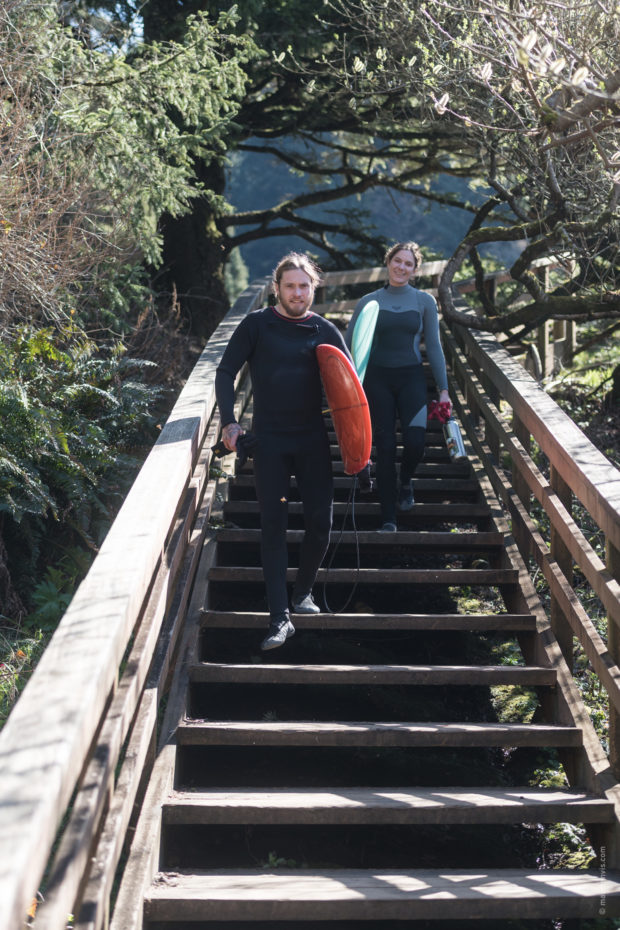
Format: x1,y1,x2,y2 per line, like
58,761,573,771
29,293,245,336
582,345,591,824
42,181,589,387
443,417,467,462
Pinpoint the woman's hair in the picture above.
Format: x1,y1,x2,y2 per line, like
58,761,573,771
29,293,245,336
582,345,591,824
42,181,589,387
272,252,322,290
384,241,423,272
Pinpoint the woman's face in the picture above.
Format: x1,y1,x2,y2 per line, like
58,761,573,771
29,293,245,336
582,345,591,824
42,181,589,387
387,249,416,286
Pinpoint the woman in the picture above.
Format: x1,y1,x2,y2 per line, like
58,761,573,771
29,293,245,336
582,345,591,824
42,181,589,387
345,242,452,531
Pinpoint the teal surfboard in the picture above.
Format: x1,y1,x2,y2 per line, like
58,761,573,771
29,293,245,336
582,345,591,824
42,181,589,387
350,299,379,383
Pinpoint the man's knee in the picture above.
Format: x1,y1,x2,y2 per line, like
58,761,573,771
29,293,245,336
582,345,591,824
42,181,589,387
305,506,332,542
259,504,288,548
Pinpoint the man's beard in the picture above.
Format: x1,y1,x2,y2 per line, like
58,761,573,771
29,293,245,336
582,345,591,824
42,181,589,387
278,295,311,317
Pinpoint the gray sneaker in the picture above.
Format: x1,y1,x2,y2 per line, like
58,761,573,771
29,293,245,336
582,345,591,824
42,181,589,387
260,615,295,651
378,521,397,533
397,480,415,511
291,593,321,614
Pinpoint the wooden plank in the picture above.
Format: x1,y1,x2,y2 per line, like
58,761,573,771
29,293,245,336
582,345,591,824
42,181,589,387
72,688,158,930
326,461,474,477
177,720,582,749
465,418,620,718
106,532,219,930
312,299,358,315
215,529,505,549
163,786,614,826
231,475,480,495
36,420,220,930
74,485,218,930
223,500,491,517
201,611,536,632
208,566,518,585
144,868,620,921
507,492,620,715
189,662,556,687
463,448,620,852
442,334,620,627
609,540,620,773
462,327,620,550
320,261,449,287
0,281,270,930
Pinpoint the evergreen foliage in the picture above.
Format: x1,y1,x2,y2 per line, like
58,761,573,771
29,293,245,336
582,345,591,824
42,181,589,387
0,0,253,618
0,326,159,600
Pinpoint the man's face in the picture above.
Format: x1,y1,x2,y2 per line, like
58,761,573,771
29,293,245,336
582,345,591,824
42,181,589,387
275,269,315,318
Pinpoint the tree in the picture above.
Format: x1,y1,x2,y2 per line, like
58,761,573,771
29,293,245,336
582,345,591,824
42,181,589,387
319,0,620,339
0,0,253,614
1,0,253,333
72,0,478,336
68,0,619,347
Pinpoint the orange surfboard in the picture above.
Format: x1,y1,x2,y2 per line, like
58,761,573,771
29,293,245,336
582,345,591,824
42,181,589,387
316,344,372,475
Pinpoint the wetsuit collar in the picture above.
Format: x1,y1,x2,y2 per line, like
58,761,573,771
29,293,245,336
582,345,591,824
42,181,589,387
270,305,315,322
384,284,413,294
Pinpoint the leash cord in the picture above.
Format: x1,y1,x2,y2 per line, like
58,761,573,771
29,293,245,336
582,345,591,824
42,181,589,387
321,475,361,614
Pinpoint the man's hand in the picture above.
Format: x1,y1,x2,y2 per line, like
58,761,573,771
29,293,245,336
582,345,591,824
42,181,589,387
222,422,243,452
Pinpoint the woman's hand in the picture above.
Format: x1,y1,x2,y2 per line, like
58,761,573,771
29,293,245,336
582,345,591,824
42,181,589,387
439,389,452,416
222,422,243,452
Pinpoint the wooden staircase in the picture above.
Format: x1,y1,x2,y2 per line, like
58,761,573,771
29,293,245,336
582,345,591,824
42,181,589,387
138,417,620,926
3,267,620,930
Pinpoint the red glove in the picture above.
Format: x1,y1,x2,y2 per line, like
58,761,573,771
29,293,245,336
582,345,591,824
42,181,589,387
428,400,452,424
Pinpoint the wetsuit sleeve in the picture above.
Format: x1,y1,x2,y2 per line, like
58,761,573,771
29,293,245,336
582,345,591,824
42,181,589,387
422,294,449,393
320,316,352,360
215,314,258,425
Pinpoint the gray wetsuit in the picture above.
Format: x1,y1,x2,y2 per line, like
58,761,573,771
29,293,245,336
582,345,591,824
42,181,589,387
345,284,449,524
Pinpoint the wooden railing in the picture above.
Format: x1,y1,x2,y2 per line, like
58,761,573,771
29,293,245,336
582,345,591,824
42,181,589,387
0,261,618,930
443,323,620,761
0,277,272,930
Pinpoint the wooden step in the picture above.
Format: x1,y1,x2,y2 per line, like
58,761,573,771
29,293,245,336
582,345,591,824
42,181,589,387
201,611,537,632
163,786,614,825
177,720,582,749
223,500,491,519
189,662,556,687
230,475,479,495
208,566,518,585
215,529,504,550
331,461,472,477
144,867,620,921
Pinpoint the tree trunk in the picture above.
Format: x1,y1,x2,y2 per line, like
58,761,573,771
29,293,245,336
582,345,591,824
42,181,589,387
0,529,26,622
606,362,620,409
156,159,230,341
142,0,231,341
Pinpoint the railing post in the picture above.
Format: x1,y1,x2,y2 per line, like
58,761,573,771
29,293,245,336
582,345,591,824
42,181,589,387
511,412,532,562
566,319,576,359
534,264,554,379
549,466,574,668
536,321,553,379
608,538,620,774
485,378,501,463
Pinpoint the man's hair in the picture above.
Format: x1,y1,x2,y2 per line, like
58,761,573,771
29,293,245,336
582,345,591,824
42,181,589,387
384,241,423,272
272,252,323,290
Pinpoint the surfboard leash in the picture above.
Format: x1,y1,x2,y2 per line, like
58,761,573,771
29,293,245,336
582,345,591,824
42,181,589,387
321,474,362,614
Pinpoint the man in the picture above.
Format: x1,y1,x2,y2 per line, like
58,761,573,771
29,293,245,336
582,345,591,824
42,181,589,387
215,252,349,650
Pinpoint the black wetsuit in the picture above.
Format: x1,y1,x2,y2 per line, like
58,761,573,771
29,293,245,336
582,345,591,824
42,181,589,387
346,284,449,524
215,305,348,617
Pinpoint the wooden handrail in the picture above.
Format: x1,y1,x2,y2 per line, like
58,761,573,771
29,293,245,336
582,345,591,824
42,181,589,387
0,278,270,930
442,319,620,772
460,329,620,551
